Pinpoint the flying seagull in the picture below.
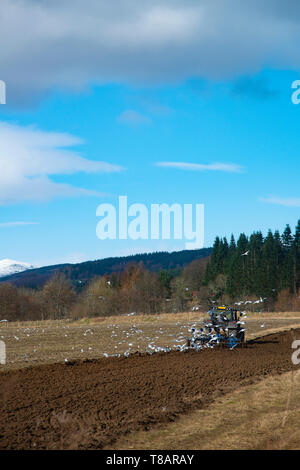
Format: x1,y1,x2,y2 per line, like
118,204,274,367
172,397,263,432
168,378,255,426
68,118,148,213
241,251,250,256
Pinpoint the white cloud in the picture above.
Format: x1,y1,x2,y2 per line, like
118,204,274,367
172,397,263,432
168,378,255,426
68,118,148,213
117,110,152,125
1,0,300,105
156,161,244,173
259,196,300,207
0,222,39,227
0,121,124,204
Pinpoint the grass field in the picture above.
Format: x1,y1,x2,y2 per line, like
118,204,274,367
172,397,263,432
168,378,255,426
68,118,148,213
1,311,300,371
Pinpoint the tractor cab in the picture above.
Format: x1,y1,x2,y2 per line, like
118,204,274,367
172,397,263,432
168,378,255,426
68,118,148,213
207,306,237,326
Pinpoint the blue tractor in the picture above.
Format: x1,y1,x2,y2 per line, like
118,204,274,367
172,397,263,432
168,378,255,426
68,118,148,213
187,306,245,349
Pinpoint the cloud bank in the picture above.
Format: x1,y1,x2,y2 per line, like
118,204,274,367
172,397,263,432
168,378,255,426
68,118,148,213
1,0,300,105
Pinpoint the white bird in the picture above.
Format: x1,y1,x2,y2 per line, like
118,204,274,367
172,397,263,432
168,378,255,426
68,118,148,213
241,251,250,256
261,324,265,328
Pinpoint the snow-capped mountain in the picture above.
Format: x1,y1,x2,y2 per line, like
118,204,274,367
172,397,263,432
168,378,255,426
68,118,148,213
0,259,35,278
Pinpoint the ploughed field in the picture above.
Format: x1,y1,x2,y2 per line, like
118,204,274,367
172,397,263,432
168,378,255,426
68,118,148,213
1,313,300,371
0,326,299,450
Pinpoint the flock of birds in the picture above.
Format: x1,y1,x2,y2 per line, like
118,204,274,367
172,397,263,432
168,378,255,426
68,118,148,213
0,308,267,363
0,321,192,363
234,297,266,306
95,322,191,359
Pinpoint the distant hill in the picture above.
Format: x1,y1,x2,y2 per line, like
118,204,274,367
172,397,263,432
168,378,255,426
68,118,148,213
0,259,35,278
0,248,212,289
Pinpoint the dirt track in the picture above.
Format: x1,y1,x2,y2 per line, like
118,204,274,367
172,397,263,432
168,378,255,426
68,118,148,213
0,328,299,450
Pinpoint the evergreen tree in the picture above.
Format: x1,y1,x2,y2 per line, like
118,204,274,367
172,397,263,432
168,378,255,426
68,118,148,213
226,234,249,297
280,224,297,293
204,222,300,305
249,231,264,293
282,224,294,250
257,230,278,301
203,236,221,284
294,220,300,292
229,234,236,251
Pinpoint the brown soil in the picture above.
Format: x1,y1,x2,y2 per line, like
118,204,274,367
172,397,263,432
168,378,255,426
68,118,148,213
0,328,299,450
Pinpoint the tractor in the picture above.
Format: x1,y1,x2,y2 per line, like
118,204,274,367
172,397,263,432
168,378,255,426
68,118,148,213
187,306,245,350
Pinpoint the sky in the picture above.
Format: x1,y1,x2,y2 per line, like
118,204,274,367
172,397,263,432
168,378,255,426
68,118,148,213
0,0,300,267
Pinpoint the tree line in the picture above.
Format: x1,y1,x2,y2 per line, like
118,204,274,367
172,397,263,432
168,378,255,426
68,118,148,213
0,260,208,321
203,220,300,310
1,220,300,321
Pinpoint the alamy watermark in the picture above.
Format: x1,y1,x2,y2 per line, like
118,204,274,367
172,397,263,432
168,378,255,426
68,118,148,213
96,196,204,249
292,340,300,365
0,340,6,365
0,80,6,104
291,80,300,104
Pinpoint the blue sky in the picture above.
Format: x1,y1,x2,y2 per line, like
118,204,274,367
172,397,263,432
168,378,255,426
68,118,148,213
0,1,300,266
